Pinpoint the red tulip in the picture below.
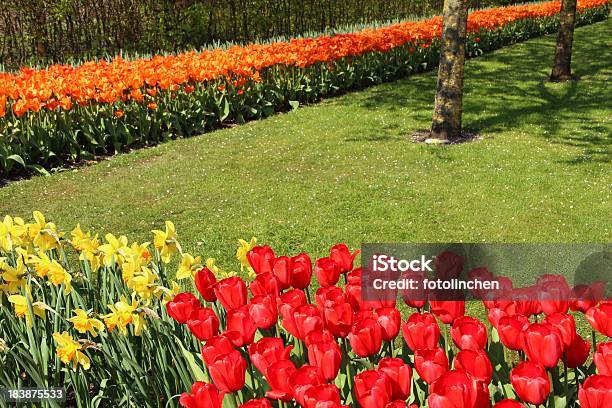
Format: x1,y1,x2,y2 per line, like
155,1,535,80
265,360,297,401
542,312,576,350
281,304,324,340
225,304,257,347
400,269,427,309
247,245,275,275
578,375,612,408
402,312,440,351
345,283,364,311
537,274,571,315
378,357,412,401
414,348,449,385
586,302,612,338
347,267,362,285
475,380,491,408
454,349,492,383
307,339,341,381
250,272,280,298
248,337,293,375
434,251,464,280
376,307,401,342
497,314,529,351
201,335,235,365
430,300,465,324
493,400,525,408
194,267,217,302
303,384,346,408
187,307,220,341
386,402,418,408
278,289,307,315
594,342,612,376
521,323,563,368
249,294,278,330
208,349,246,393
240,399,272,408
566,335,591,369
289,365,325,407
290,253,313,289
451,316,488,351
214,276,248,311
315,257,342,287
571,282,605,313
428,370,479,408
348,317,383,358
487,307,507,329
269,256,291,290
329,243,359,273
323,300,353,338
179,381,223,408
167,292,202,324
510,286,541,317
304,330,336,346
316,286,344,311
354,369,393,408
510,361,550,405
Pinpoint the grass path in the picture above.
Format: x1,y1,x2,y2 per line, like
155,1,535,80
0,20,610,267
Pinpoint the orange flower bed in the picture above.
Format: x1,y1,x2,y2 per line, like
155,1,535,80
0,0,607,118
0,0,608,176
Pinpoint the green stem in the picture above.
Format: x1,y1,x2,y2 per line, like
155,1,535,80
563,352,568,402
228,392,239,408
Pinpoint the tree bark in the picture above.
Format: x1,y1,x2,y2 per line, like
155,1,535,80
550,0,577,82
430,0,468,141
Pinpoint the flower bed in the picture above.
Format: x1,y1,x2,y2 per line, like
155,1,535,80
1,212,611,406
0,1,609,176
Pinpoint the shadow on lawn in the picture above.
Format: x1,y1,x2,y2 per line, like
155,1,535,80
350,22,611,164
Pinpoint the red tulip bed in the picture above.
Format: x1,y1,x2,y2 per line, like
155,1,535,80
169,244,612,408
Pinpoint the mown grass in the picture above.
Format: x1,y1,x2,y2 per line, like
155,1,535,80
0,19,610,295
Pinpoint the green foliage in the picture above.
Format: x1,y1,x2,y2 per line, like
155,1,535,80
0,5,608,178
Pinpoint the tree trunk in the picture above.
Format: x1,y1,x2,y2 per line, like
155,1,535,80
550,0,577,82
430,0,468,142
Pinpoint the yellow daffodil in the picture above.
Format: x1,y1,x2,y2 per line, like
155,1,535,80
52,332,91,370
70,225,102,271
120,242,152,282
8,294,46,325
102,294,145,335
0,215,27,251
127,266,158,300
176,253,202,280
98,233,129,267
236,237,257,270
67,309,105,337
0,258,26,294
46,261,72,294
152,221,180,263
27,211,62,251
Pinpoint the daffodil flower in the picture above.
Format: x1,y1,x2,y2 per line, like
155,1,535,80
8,294,46,325
236,237,257,271
98,233,129,267
52,332,91,370
152,221,180,263
67,309,105,337
27,211,62,251
176,253,202,280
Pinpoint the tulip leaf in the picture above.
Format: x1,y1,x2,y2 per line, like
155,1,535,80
7,154,26,168
174,335,208,382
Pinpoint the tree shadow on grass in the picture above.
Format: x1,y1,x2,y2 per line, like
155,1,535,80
346,21,611,164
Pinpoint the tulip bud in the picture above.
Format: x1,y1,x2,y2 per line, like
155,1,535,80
225,304,257,347
208,350,246,393
497,314,529,351
450,316,488,351
249,294,278,330
214,276,248,311
329,243,359,273
510,361,550,405
247,245,275,275
378,357,412,401
307,340,341,382
291,253,313,289
402,312,440,351
348,317,383,358
376,307,401,342
521,323,563,368
194,268,217,302
179,381,223,408
354,370,393,408
167,292,201,324
186,307,220,341
315,257,342,287
414,347,449,385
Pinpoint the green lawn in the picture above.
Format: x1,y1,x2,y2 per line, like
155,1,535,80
0,19,610,270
